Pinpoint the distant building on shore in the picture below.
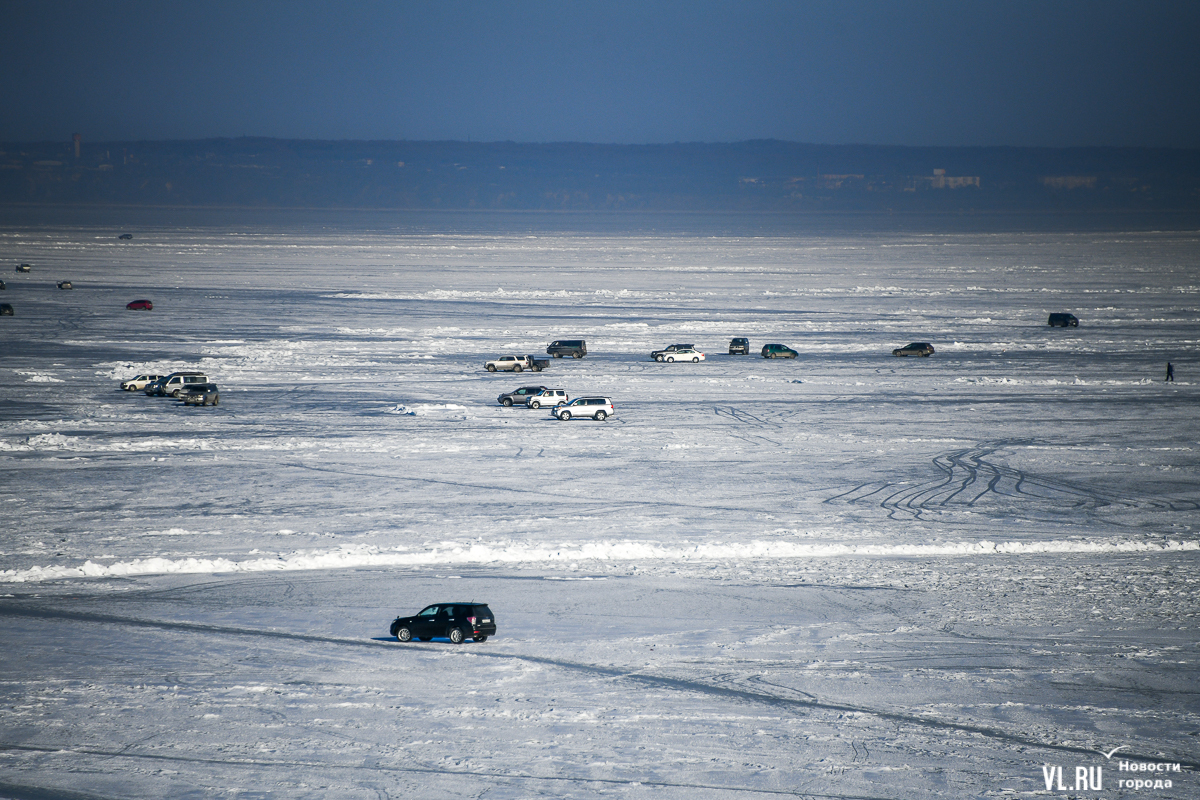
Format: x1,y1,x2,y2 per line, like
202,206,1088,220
924,168,980,189
1041,175,1097,189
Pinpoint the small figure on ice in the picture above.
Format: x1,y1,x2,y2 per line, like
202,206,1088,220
1165,362,1174,382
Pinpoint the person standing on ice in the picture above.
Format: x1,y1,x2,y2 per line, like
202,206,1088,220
1166,362,1174,382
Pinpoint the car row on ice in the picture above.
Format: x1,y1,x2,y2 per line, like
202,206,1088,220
1,263,152,315
118,370,221,406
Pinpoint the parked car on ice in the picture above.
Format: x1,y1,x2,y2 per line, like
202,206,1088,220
0,303,12,316
1048,313,1079,327
180,383,220,406
761,343,798,359
146,371,207,397
57,281,73,289
655,347,704,363
554,397,615,421
485,354,548,373
126,299,153,311
497,385,547,406
391,603,496,643
15,264,31,273
546,339,587,358
526,388,568,409
121,373,164,391
728,337,750,355
118,233,133,240
892,342,935,357
0,279,6,290
650,343,694,360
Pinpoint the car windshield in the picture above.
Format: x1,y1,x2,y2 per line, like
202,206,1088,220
418,606,438,617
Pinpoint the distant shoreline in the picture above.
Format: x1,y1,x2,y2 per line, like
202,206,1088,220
5,203,1200,236
4,139,1199,216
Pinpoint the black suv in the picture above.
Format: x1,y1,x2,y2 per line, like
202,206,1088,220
1048,313,1079,327
180,383,220,406
729,337,750,355
546,339,587,358
391,603,497,643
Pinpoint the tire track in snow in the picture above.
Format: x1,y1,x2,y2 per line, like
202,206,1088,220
265,457,778,516
826,440,1200,521
4,602,1195,771
0,743,890,799
714,405,784,447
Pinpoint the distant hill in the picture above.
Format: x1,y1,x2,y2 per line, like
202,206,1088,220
3,138,1199,212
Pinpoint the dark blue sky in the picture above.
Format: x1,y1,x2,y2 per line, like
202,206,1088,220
4,0,1199,147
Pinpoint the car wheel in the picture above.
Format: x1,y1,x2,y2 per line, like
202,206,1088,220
449,628,465,644
502,397,513,407
554,353,563,358
487,365,496,372
692,357,699,363
530,400,540,409
514,364,522,372
595,411,607,421
172,389,182,397
533,365,541,372
572,353,582,358
473,634,488,642
667,356,674,362
656,355,664,362
559,411,571,420
396,627,412,642
213,397,219,405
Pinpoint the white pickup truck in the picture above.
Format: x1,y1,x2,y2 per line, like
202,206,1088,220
484,355,549,373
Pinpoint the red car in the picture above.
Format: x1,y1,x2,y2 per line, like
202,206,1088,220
126,299,153,311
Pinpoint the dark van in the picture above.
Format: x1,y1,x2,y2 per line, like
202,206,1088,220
1048,313,1079,327
546,339,587,358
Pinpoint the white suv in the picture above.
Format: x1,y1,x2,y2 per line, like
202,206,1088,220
526,389,568,409
555,397,615,421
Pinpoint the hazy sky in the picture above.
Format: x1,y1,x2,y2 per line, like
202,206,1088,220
4,0,1199,147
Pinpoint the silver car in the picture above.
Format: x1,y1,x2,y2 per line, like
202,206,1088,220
497,385,547,407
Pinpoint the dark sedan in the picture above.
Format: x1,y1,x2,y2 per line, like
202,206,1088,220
892,342,935,357
761,343,798,358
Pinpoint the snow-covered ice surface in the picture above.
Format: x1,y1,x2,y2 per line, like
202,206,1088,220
1,210,1198,798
